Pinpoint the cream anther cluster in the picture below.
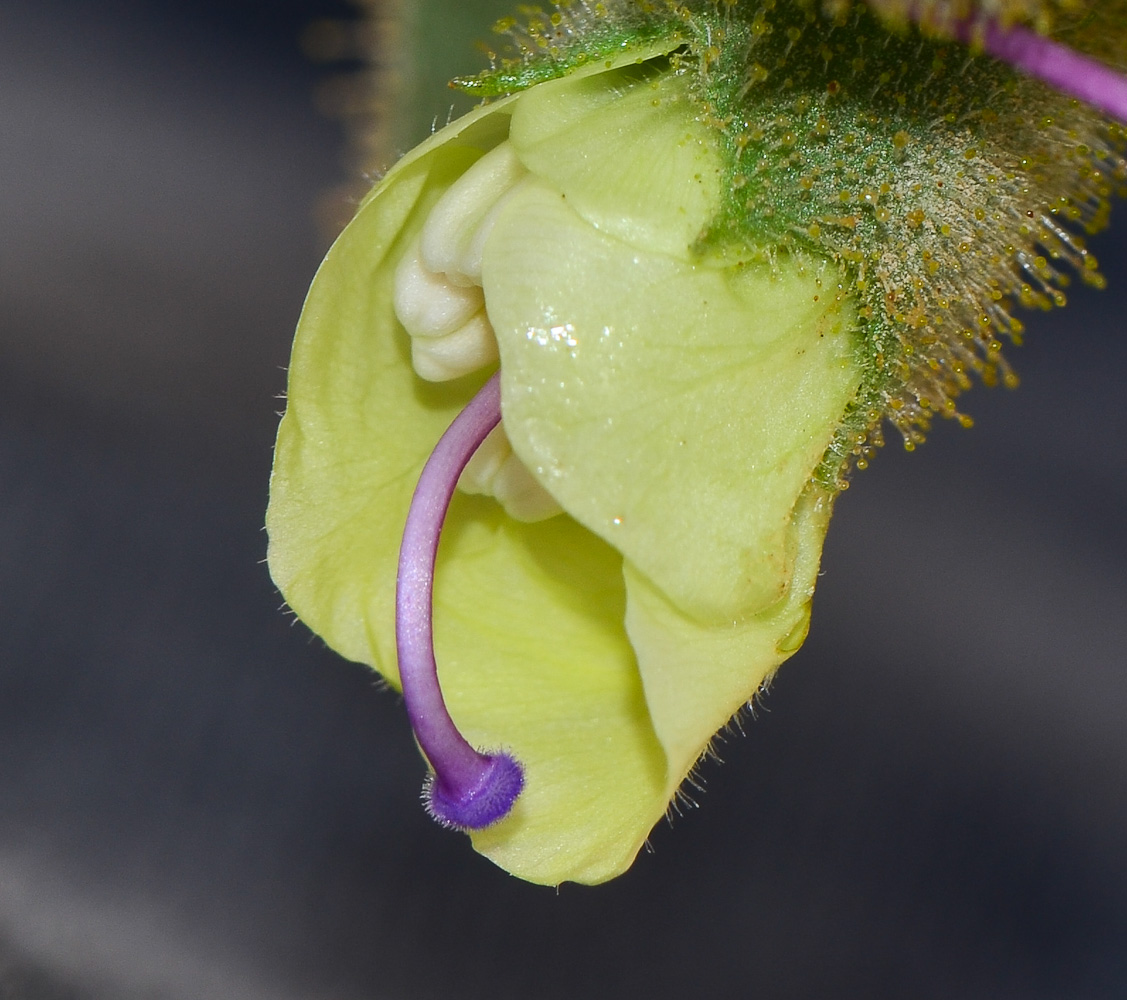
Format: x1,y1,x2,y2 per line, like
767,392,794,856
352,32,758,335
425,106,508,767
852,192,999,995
392,141,562,523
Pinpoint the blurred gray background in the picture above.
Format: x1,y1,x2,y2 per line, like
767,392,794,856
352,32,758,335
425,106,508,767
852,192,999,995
0,1,1124,997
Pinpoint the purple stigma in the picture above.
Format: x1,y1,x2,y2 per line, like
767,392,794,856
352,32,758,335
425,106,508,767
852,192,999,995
946,16,1127,125
395,371,524,831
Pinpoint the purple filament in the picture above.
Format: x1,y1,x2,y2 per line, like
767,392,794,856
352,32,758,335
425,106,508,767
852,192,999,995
395,371,524,830
951,17,1127,125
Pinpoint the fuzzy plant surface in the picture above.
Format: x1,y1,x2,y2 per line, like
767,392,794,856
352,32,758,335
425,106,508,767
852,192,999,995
267,0,1127,885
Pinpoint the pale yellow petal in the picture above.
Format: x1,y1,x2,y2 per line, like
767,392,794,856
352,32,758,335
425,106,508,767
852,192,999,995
484,178,861,625
623,486,835,784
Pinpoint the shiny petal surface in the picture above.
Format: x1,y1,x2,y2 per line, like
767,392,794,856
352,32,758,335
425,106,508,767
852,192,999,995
484,179,861,624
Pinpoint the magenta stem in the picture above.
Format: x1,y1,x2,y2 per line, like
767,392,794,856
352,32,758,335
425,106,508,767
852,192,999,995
395,371,523,830
952,18,1127,125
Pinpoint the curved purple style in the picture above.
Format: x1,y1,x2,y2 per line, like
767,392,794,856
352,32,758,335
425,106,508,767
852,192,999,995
395,371,524,830
937,13,1127,125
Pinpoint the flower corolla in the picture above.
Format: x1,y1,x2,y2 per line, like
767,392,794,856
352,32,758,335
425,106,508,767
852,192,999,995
268,0,1127,885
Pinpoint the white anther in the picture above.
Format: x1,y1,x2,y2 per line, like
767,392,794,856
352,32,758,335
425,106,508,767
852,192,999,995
393,236,485,337
421,142,526,285
395,137,561,521
410,311,499,383
458,423,511,495
493,453,564,522
457,189,523,286
458,424,562,523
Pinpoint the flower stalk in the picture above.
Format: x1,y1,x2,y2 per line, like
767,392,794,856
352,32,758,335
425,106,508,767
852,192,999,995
956,18,1127,123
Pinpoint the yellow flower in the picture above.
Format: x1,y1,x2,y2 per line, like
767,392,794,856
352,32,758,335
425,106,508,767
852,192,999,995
268,0,1127,885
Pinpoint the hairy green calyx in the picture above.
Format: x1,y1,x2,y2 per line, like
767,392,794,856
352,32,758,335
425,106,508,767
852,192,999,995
458,0,1126,483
